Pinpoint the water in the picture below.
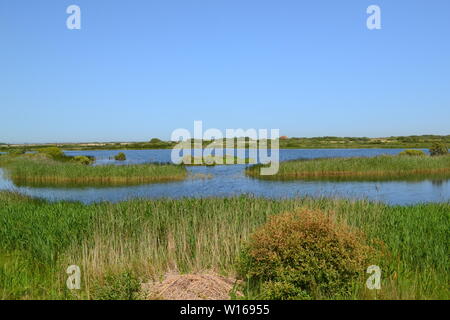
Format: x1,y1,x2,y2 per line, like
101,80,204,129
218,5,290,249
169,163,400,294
1,149,449,205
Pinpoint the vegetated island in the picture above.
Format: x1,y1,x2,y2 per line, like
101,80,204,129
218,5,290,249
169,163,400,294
180,154,256,166
246,151,450,181
2,135,450,152
0,148,187,187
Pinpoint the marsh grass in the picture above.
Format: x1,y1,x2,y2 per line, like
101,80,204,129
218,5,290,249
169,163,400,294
0,156,187,186
181,155,255,166
246,155,450,181
0,192,448,300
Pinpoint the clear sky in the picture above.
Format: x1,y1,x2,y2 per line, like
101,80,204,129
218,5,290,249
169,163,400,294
1,0,449,143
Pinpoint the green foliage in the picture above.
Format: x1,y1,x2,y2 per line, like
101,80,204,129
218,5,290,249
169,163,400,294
247,155,450,181
4,134,450,153
91,271,141,300
149,138,163,144
181,155,254,166
261,281,312,300
114,152,126,161
399,149,426,156
0,192,448,300
71,156,94,165
237,209,376,299
37,147,65,160
429,142,448,156
8,149,27,156
0,156,186,186
277,135,450,149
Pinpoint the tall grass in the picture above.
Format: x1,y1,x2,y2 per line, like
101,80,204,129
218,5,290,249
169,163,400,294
0,156,187,186
247,155,450,181
0,191,448,300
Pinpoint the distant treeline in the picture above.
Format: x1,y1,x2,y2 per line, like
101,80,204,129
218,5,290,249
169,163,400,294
1,135,449,151
278,135,450,149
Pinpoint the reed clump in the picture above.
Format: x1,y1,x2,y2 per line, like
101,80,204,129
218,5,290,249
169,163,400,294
399,149,426,156
430,142,449,156
71,155,94,165
0,155,187,186
114,152,127,161
246,155,450,181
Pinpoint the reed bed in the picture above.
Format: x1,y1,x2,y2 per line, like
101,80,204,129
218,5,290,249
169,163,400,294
0,156,187,186
0,192,448,300
181,155,255,166
246,155,450,180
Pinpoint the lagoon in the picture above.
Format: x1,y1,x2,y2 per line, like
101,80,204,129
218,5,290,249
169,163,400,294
0,148,449,205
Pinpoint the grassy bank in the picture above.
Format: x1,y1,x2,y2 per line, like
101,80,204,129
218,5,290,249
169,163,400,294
246,155,450,181
0,192,448,300
2,135,449,152
0,155,187,187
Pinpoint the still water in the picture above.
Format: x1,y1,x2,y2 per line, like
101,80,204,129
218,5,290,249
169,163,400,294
0,149,449,205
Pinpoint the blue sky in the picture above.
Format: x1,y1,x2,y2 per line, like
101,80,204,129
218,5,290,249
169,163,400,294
1,0,449,143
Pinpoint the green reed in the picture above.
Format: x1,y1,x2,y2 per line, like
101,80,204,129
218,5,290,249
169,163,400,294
0,155,187,186
0,191,448,300
247,155,450,181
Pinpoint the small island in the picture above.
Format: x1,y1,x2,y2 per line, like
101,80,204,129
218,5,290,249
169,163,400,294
0,148,187,187
246,148,450,181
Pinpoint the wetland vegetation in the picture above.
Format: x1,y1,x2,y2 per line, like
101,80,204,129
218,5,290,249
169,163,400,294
0,192,448,300
2,135,450,152
0,151,187,187
0,144,448,300
180,154,255,166
247,154,450,181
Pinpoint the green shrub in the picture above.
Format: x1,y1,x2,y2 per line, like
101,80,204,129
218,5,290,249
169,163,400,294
149,138,163,144
238,209,376,300
429,142,448,156
399,149,426,156
37,147,65,159
90,271,141,300
71,155,94,165
261,281,312,300
114,152,127,161
8,149,27,156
